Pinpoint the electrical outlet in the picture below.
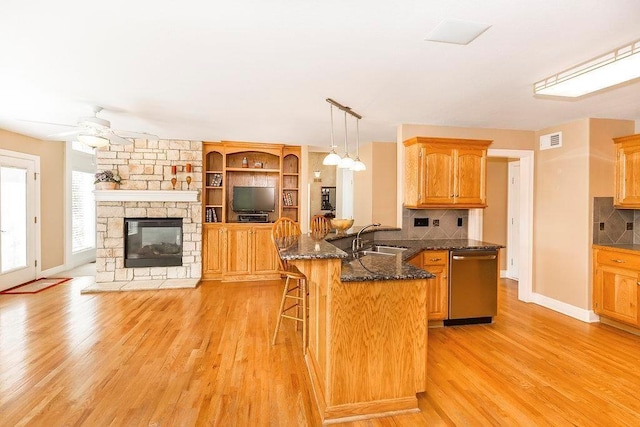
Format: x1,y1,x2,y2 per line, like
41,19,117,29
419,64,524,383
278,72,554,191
457,217,463,227
414,218,429,227
627,222,634,231
433,219,440,226
599,222,605,231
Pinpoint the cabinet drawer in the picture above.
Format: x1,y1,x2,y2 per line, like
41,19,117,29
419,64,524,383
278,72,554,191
596,250,640,270
422,250,448,266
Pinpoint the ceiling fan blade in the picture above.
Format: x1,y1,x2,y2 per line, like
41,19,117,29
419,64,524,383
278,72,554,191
45,128,83,140
105,133,133,145
17,118,75,128
114,130,160,140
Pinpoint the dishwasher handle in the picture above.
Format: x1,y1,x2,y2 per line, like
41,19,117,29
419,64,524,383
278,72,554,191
452,254,497,261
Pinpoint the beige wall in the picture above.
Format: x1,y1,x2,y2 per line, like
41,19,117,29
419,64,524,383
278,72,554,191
0,129,65,270
484,158,508,271
353,142,397,226
533,118,634,309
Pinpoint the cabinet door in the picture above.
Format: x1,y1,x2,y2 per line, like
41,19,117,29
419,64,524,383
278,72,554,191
455,147,486,206
594,264,639,325
203,225,225,278
615,144,640,207
423,251,449,321
252,227,279,274
422,145,455,205
226,226,252,276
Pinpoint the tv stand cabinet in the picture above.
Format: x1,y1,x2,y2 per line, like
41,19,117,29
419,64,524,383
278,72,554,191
202,141,301,281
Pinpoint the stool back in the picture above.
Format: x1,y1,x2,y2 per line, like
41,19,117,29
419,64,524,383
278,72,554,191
271,217,301,271
310,215,332,236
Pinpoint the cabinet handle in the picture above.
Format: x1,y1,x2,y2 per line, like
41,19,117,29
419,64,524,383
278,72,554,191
611,259,625,263
637,281,640,286
429,258,441,261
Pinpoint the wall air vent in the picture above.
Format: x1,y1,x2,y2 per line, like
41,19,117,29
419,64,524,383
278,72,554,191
540,131,562,150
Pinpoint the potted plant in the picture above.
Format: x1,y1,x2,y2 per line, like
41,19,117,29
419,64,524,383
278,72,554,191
94,170,121,190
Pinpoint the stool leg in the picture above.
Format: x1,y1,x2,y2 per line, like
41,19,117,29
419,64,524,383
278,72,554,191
272,277,289,346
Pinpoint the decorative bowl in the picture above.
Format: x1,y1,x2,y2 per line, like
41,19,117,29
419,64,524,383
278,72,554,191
330,218,354,235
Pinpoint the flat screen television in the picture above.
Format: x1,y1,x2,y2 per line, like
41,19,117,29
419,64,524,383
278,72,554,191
232,186,276,212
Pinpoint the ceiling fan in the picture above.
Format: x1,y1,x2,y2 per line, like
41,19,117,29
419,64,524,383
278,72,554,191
43,106,159,148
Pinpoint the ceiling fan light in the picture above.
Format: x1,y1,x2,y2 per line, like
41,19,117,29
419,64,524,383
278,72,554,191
323,149,341,165
78,134,109,148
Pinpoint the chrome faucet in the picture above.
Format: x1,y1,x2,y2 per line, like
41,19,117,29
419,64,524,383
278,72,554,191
352,223,381,252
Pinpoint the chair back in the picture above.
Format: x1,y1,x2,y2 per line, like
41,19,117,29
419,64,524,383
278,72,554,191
310,215,332,235
271,217,301,271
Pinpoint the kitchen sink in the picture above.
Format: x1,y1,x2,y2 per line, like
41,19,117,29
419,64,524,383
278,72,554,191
356,245,407,257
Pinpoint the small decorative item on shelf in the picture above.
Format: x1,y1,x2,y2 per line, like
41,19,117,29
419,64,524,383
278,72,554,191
242,157,249,168
283,192,294,206
186,175,192,190
209,173,223,187
94,170,121,190
254,161,263,168
171,177,177,190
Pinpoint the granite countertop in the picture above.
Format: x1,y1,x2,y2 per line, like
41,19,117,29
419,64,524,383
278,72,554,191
324,226,401,242
278,234,502,283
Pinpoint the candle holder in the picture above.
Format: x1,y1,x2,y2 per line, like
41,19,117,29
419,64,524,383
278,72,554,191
186,176,192,190
171,177,177,190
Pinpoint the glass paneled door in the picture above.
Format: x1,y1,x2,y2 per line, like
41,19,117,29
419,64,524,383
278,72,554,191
0,153,37,291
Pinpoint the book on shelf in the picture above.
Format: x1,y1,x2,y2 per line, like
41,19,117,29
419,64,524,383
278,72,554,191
209,173,223,187
205,207,219,223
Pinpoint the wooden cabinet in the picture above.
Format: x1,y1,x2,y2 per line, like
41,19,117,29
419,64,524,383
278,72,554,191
408,250,449,320
201,141,301,281
202,224,280,281
403,137,491,208
593,246,640,326
614,134,640,208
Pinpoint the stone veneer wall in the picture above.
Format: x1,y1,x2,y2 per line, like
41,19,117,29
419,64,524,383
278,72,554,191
95,139,203,283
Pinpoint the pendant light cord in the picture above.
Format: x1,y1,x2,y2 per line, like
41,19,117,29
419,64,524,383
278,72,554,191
343,111,349,155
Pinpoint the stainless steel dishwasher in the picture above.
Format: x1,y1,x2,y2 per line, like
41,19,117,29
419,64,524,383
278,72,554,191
445,248,498,326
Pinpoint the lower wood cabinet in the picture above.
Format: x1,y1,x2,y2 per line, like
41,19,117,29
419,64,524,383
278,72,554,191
408,250,449,321
593,246,640,326
202,223,280,281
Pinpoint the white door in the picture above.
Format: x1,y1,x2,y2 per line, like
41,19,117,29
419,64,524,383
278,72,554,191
507,161,520,280
0,153,37,290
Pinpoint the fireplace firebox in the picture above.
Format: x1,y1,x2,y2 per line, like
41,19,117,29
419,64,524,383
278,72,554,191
124,218,183,268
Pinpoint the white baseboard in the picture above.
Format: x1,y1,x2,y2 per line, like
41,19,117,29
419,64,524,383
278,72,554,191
531,292,600,323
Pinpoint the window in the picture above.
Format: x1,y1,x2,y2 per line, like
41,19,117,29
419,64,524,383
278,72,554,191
71,171,95,252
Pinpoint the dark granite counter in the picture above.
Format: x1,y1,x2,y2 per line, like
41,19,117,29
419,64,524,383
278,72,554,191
324,226,401,242
341,253,433,282
373,238,504,261
277,235,348,260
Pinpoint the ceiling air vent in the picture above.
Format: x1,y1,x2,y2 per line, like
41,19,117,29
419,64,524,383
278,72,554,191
540,131,562,150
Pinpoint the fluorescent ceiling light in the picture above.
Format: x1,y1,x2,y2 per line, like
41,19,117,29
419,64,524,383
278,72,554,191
534,39,640,97
425,19,491,45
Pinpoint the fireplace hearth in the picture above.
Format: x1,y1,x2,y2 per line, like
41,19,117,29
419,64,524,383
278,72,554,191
124,218,183,268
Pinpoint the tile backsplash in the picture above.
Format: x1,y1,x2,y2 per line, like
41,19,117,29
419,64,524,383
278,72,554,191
593,197,638,244
381,208,468,240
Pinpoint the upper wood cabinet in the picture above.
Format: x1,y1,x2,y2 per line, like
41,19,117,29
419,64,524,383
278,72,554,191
403,137,492,209
614,134,640,208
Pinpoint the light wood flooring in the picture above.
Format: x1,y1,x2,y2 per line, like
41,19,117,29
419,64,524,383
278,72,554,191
1,276,640,426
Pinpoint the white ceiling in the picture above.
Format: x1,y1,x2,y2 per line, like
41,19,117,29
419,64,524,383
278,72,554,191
1,0,640,149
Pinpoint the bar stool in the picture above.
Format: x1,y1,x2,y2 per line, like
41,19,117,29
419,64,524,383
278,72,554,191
310,214,332,235
271,217,308,352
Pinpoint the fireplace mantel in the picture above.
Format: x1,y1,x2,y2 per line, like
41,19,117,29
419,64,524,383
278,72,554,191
94,190,199,202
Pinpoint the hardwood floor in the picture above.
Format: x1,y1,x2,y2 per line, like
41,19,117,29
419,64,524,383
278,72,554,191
1,277,640,426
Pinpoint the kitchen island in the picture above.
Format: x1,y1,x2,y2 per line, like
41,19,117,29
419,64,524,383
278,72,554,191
278,235,432,424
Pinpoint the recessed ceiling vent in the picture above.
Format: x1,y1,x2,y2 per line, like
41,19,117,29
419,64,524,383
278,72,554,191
540,131,562,150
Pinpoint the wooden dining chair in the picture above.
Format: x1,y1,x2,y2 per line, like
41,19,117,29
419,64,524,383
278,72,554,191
271,217,308,352
310,214,332,236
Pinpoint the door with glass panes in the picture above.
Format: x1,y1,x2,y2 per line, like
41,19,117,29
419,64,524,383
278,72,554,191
0,152,37,290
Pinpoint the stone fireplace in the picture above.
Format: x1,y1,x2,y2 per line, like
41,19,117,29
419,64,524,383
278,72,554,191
94,139,202,285
124,217,183,268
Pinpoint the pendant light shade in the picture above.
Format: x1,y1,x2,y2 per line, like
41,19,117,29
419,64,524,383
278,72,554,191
323,104,341,165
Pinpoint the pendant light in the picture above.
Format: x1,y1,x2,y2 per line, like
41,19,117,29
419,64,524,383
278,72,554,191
350,118,366,171
338,110,354,169
322,104,341,165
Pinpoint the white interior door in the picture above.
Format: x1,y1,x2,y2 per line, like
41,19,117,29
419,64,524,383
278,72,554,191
0,153,37,290
507,161,520,280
